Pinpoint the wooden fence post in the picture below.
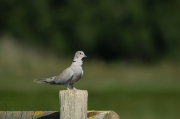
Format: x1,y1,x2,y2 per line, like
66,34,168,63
59,90,88,119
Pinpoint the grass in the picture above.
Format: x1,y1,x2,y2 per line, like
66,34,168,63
0,37,180,119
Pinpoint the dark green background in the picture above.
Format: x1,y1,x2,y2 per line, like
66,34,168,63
1,0,180,61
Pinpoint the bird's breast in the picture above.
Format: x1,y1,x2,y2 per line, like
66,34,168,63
71,66,83,81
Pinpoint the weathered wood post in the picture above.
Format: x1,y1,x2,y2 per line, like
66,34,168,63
59,90,88,119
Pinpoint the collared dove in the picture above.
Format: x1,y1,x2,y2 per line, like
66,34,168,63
34,51,87,90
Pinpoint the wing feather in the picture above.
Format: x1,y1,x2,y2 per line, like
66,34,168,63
54,67,74,84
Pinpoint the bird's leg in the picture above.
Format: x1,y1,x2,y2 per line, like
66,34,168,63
67,87,70,90
73,87,77,90
70,83,77,90
65,84,71,90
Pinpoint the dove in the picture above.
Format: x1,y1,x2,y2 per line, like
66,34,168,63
34,51,87,90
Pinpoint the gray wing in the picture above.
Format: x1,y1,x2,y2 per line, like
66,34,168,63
54,67,74,84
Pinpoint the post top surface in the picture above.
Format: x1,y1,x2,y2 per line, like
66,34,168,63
59,90,88,92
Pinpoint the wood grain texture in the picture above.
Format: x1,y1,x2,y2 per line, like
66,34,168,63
59,90,88,119
0,111,119,119
0,111,59,119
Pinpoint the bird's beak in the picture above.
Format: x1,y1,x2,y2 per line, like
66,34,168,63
84,54,87,58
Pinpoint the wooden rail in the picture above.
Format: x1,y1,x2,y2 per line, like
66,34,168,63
0,111,119,119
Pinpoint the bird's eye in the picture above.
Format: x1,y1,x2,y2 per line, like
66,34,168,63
80,53,81,54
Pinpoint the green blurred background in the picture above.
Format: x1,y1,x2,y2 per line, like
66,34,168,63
0,0,180,119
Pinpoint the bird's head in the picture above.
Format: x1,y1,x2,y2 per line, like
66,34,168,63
74,51,87,60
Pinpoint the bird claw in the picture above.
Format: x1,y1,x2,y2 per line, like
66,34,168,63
73,87,77,90
67,87,79,90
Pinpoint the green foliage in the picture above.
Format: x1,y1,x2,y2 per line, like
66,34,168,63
0,0,180,61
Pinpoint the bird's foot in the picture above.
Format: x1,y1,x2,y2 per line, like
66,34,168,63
73,87,77,90
67,87,70,90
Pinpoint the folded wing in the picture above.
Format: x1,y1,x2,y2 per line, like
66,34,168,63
54,67,74,84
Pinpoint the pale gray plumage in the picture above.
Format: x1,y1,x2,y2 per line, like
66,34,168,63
34,51,87,90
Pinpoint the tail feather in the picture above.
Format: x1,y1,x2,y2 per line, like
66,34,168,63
33,76,55,84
